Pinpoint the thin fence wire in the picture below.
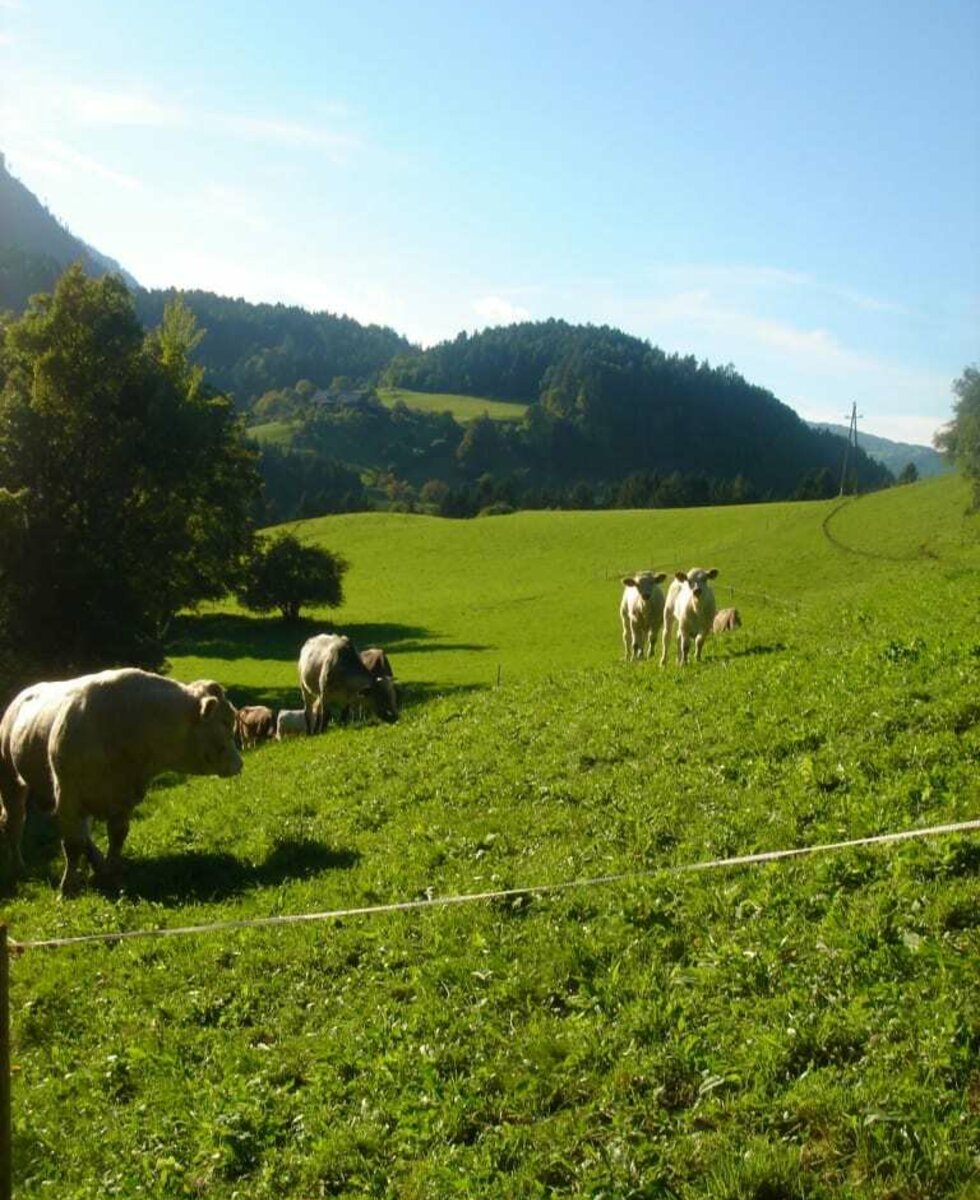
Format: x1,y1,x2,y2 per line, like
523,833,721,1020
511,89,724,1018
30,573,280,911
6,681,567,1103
10,818,979,954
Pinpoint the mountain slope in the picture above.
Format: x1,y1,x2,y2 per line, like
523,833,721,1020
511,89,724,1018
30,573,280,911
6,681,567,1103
811,421,949,478
0,153,137,309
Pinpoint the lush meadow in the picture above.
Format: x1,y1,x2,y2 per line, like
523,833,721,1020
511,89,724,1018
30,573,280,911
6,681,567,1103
377,387,528,424
3,474,978,1198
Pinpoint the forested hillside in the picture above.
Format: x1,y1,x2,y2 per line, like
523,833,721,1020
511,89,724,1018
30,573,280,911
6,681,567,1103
381,321,892,501
1,158,896,520
133,289,412,409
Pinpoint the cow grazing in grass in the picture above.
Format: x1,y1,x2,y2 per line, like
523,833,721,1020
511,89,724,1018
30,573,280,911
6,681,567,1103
276,709,308,740
661,568,719,666
299,634,399,734
0,669,241,896
713,607,742,634
236,705,276,749
620,571,668,660
342,648,399,723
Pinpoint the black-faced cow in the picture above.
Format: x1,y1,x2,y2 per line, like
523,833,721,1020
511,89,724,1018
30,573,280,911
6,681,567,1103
661,568,719,666
0,669,241,896
298,634,399,734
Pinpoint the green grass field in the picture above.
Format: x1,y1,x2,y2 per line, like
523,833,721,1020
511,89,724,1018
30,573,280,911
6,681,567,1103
244,388,525,453
378,386,528,424
243,420,297,447
4,474,979,1198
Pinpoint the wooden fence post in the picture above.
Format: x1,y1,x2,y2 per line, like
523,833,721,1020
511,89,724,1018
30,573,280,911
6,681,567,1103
0,924,11,1200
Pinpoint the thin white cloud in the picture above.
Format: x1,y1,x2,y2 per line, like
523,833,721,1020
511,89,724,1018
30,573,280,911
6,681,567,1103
195,184,269,234
214,113,361,161
14,139,143,191
68,85,184,128
4,71,363,169
62,84,357,157
473,296,532,325
651,263,907,319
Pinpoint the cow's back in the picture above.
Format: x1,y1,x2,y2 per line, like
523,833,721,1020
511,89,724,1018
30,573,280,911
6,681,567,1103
0,677,85,806
663,577,685,622
301,634,371,704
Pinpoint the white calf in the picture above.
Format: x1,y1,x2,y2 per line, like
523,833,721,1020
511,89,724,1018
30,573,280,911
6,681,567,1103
276,709,309,740
713,607,741,634
661,567,719,666
620,571,668,660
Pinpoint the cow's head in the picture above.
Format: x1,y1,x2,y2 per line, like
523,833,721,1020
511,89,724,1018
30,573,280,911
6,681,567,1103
676,567,718,600
623,571,667,598
187,680,244,777
366,674,399,724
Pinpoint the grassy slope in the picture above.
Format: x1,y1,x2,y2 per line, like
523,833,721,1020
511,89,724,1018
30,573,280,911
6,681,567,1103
4,474,979,1199
244,420,297,447
378,386,528,423
171,473,973,698
244,388,524,452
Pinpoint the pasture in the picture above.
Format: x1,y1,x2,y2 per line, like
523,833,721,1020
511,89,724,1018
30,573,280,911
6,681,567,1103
3,474,979,1198
377,386,528,424
243,420,298,447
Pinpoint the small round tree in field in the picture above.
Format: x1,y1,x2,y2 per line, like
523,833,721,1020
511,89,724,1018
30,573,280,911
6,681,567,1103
238,533,348,621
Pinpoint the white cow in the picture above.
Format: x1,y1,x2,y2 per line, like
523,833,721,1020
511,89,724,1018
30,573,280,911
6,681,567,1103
619,571,668,660
276,709,309,740
661,567,719,666
0,669,241,895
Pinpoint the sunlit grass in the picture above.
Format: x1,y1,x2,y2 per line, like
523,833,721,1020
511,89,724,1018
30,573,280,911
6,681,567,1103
4,473,978,1198
377,386,528,424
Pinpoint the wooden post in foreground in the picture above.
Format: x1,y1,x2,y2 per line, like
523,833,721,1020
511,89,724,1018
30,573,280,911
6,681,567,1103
0,925,11,1200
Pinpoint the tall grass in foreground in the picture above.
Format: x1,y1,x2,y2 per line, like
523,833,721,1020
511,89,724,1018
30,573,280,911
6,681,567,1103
3,474,978,1198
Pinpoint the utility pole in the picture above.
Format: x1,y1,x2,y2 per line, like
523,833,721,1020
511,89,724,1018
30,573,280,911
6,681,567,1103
838,402,862,496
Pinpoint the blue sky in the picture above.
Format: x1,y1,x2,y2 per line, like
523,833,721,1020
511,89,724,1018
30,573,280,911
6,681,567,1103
1,0,977,444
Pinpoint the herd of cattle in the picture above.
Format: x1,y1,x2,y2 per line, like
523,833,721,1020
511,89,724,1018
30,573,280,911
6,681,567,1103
0,574,739,896
621,566,739,664
237,635,399,748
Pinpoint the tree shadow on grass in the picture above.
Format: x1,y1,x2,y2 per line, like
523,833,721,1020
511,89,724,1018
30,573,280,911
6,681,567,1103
166,613,492,709
166,613,438,665
718,642,787,659
115,838,360,905
231,678,490,714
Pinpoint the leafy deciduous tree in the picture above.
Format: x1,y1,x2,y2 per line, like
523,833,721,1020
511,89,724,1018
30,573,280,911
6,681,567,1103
0,266,259,680
935,365,980,509
237,532,348,621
